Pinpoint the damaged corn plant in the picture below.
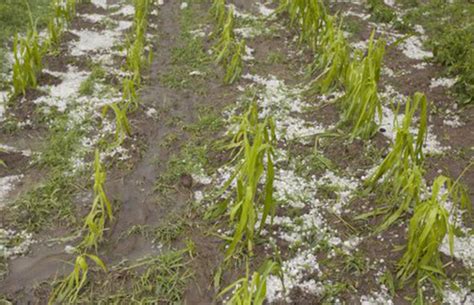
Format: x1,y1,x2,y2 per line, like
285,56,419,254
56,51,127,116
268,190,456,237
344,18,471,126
48,253,107,305
207,102,276,260
398,174,471,294
364,92,427,232
126,0,152,87
308,14,349,93
277,0,327,50
52,0,77,22
102,102,132,145
218,260,283,305
210,0,226,33
339,31,385,139
213,7,245,84
49,150,112,303
79,150,113,250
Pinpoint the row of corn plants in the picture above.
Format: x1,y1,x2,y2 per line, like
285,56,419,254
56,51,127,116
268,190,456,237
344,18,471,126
206,101,284,302
11,3,43,97
49,151,111,304
339,31,385,140
11,0,86,97
278,0,472,301
49,1,156,303
102,0,154,147
364,93,427,232
211,1,246,84
278,0,386,140
216,1,380,300
208,2,284,302
366,92,471,295
123,0,153,109
209,102,277,261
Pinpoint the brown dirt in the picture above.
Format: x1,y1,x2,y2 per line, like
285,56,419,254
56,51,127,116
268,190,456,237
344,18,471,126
0,151,29,178
71,15,107,32
77,2,108,15
43,51,89,73
37,71,62,86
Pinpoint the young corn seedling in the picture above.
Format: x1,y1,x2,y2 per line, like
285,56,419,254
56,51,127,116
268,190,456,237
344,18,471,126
397,175,471,292
79,150,113,251
207,102,276,260
309,14,349,93
340,31,385,139
48,253,107,305
102,102,132,145
218,260,282,305
277,0,327,50
365,93,427,232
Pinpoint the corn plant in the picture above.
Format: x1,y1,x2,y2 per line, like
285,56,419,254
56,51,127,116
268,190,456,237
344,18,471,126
12,8,42,96
224,39,245,85
122,77,139,109
365,93,427,232
133,0,151,23
214,7,235,65
207,103,276,260
48,253,107,305
277,0,327,50
340,31,385,139
46,17,64,50
52,0,77,22
126,30,146,86
210,0,226,33
213,8,245,84
102,102,132,145
309,14,349,93
218,260,282,305
126,0,151,85
397,175,471,291
79,150,113,251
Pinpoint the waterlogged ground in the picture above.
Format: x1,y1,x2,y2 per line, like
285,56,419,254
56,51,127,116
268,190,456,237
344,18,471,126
0,0,473,304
